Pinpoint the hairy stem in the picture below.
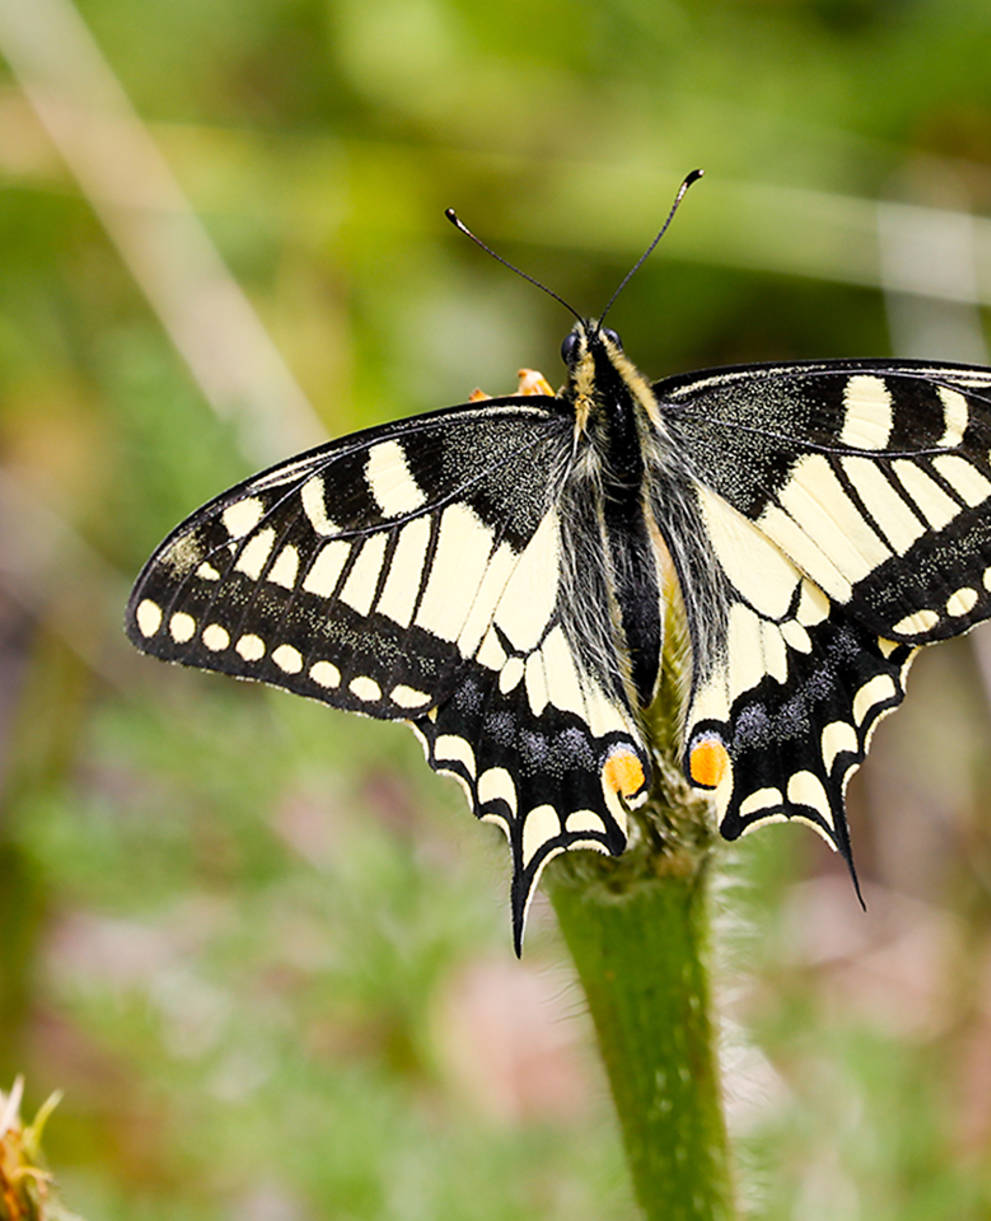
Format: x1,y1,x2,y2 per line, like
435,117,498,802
546,609,737,1219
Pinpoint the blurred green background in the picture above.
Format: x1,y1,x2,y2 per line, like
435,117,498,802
2,0,991,1217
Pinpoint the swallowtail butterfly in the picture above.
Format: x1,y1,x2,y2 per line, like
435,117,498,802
126,174,991,952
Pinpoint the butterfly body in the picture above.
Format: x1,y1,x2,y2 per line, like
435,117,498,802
127,310,991,951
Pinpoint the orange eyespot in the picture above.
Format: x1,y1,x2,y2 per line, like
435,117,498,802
602,749,646,800
468,388,490,402
688,738,729,789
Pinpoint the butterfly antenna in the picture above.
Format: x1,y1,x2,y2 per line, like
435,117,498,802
445,208,582,323
597,168,704,330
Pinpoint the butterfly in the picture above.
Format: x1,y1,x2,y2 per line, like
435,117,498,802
126,173,991,952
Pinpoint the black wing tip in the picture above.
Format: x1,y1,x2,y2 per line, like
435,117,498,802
840,840,867,911
510,867,528,959
720,802,867,910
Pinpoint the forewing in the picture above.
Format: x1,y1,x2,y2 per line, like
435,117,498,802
653,359,991,855
126,398,571,718
660,359,991,642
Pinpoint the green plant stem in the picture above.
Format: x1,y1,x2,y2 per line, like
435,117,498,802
546,601,737,1220
548,849,735,1220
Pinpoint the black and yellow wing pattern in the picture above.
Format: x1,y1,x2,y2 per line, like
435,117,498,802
126,390,650,952
660,358,991,866
127,320,991,950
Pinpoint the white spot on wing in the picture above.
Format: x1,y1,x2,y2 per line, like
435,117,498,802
376,516,431,628
931,454,991,507
340,534,388,616
234,528,276,580
202,623,230,651
365,440,427,516
892,608,939,635
309,660,341,688
267,545,300,589
946,586,977,616
222,498,264,538
415,504,494,642
565,810,603,835
839,375,892,450
786,770,833,829
135,599,162,637
236,634,265,661
272,644,303,674
821,721,858,773
839,457,925,554
196,562,221,581
796,580,830,627
937,386,968,448
434,734,476,778
697,487,800,621
493,511,559,653
478,767,517,815
525,652,548,715
349,675,382,701
390,684,431,709
738,787,783,819
499,656,524,694
892,460,958,529
476,626,508,671
302,540,350,598
780,620,812,653
852,673,897,726
160,533,203,575
169,612,195,643
522,804,560,867
301,478,338,535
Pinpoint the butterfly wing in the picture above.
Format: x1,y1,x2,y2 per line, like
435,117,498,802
127,399,571,716
411,488,651,952
654,359,991,859
127,396,650,947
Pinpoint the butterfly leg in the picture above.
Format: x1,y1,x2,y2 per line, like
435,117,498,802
515,369,555,396
468,369,554,402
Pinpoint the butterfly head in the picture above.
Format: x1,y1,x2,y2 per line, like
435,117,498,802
560,321,623,370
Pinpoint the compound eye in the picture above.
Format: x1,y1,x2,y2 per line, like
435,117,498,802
560,331,580,365
601,327,622,349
